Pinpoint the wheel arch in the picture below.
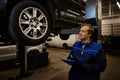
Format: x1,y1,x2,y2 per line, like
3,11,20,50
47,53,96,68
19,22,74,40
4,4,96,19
6,0,54,26
59,34,70,40
27,49,40,55
35,0,54,26
27,46,40,54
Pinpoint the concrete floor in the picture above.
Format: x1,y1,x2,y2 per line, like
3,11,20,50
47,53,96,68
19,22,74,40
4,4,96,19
101,50,120,80
0,48,120,80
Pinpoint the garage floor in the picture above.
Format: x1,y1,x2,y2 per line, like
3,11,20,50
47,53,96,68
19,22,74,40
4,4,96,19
0,48,120,80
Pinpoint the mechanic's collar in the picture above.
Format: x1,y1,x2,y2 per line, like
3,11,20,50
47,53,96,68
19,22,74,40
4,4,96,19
80,40,93,47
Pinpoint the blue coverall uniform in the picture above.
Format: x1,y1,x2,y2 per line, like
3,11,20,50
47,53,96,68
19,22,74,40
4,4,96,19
67,40,107,80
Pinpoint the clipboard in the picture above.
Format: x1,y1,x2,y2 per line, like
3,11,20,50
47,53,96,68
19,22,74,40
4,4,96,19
61,58,75,65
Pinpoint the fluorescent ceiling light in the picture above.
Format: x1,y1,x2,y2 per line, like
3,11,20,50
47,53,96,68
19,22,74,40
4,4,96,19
83,0,87,2
117,1,120,9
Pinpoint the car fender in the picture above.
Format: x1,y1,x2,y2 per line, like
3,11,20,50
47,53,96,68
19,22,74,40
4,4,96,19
26,44,45,54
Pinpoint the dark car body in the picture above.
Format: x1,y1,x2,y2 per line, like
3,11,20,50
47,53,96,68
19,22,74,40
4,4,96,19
0,0,86,45
102,36,120,50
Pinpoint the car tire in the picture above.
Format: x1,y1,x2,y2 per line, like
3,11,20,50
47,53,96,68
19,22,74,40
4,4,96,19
27,50,40,69
45,43,49,47
63,43,68,49
9,1,51,45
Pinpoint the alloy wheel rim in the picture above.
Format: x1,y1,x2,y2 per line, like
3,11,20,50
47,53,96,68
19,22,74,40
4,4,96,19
19,7,48,40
